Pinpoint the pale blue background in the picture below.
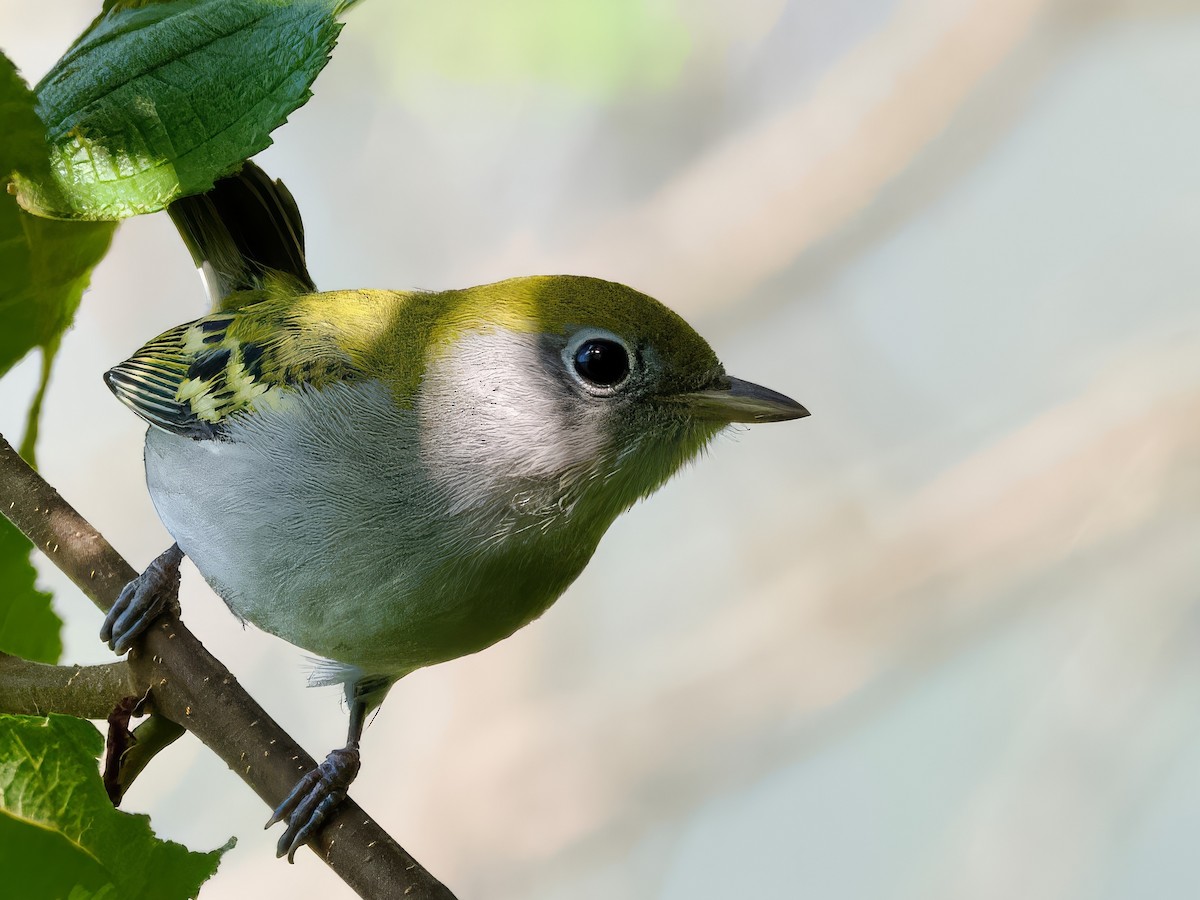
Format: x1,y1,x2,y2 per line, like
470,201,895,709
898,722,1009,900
2,1,1199,897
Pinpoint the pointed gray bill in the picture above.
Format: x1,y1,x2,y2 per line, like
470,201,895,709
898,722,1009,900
677,376,810,424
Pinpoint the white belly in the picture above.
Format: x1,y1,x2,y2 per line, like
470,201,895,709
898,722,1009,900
144,381,598,676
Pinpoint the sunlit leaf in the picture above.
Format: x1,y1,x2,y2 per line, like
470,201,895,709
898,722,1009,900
14,0,346,220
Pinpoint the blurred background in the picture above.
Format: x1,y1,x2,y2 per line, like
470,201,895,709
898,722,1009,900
3,0,1200,896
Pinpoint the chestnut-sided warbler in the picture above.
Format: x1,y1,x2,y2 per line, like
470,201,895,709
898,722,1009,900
100,163,808,860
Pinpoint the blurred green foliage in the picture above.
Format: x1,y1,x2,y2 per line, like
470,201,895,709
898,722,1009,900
0,51,113,664
0,55,115,381
372,0,691,97
0,519,61,664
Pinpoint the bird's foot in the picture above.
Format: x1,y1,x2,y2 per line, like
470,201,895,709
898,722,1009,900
100,543,184,655
266,744,361,862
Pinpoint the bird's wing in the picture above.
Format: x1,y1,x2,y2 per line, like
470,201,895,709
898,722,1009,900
104,299,365,439
168,160,316,312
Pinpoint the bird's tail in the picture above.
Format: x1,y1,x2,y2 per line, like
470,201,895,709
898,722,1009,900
168,160,316,311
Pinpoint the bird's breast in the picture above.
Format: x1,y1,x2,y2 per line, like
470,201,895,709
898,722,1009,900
143,377,607,675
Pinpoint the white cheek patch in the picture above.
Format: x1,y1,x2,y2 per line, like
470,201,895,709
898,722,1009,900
417,329,607,514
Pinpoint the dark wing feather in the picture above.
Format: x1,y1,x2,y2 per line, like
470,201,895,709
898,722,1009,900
104,322,222,438
104,296,366,440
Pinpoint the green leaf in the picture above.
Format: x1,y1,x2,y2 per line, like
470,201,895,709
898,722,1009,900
14,0,345,220
0,52,111,664
0,50,117,378
0,54,49,179
0,517,61,664
0,715,231,900
0,197,117,378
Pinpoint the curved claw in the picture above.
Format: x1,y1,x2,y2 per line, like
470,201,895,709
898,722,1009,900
267,745,360,862
100,544,184,655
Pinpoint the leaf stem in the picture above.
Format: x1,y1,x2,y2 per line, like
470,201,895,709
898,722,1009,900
112,713,187,804
19,338,60,467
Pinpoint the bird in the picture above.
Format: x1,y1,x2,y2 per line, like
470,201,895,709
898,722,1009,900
99,161,809,861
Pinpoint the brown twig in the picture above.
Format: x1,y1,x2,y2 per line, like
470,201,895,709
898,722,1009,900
0,654,136,718
0,435,458,900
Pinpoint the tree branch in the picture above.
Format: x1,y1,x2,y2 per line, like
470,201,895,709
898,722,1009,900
0,654,136,718
0,435,458,900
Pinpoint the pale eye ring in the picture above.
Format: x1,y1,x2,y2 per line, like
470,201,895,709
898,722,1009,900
563,329,636,395
573,339,629,387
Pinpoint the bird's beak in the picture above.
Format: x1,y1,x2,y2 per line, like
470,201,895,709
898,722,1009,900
675,376,810,424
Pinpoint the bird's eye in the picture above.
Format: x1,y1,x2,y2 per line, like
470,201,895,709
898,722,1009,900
573,339,630,388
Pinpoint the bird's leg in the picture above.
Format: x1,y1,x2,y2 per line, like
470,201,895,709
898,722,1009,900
266,723,361,863
100,543,185,655
267,676,391,862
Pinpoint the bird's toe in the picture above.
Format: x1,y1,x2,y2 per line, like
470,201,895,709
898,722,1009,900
100,544,184,654
269,745,361,862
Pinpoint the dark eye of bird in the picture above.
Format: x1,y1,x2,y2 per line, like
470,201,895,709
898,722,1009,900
573,339,630,388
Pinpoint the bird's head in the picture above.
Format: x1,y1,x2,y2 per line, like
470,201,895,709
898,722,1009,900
411,275,808,532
